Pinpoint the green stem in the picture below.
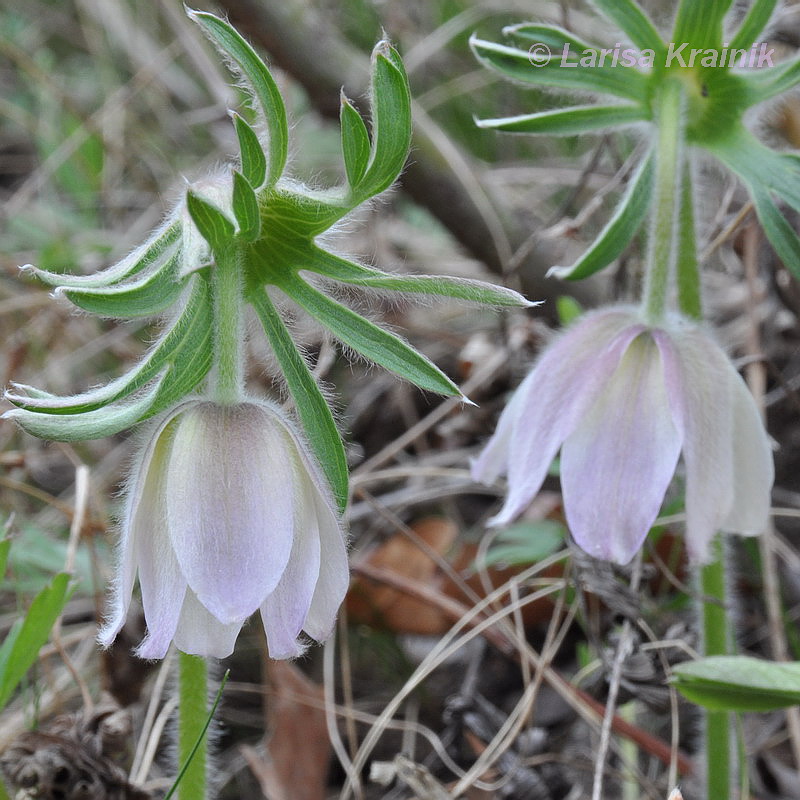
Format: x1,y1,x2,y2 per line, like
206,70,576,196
700,537,732,800
212,245,245,404
643,79,684,323
676,156,703,320
178,651,209,800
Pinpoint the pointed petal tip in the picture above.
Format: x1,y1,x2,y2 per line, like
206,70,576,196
134,635,170,661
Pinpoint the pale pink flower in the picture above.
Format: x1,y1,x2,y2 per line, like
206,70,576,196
472,307,773,564
99,399,349,659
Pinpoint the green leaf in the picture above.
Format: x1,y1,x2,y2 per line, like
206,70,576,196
0,539,10,579
588,0,666,55
232,171,261,241
672,655,800,711
470,33,648,104
741,53,800,107
4,374,169,441
671,0,734,51
340,93,370,189
248,288,349,512
709,127,800,212
186,191,235,253
25,220,180,289
7,273,214,414
189,10,288,186
749,184,800,281
549,152,654,280
60,252,190,318
556,296,583,326
355,43,412,199
729,0,779,50
0,573,72,710
476,104,647,136
305,246,531,306
232,112,267,189
276,274,462,397
480,520,565,568
262,189,350,239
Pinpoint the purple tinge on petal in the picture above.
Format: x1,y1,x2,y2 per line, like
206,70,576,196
134,484,188,660
173,589,244,659
470,369,531,485
302,492,349,643
491,308,645,527
667,323,735,564
165,402,296,624
561,331,682,564
98,408,186,648
722,365,774,536
261,467,322,659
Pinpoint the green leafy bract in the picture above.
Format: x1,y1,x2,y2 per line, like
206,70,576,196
672,655,800,711
472,0,798,281
8,11,528,509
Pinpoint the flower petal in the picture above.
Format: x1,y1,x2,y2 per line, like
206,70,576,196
302,492,349,643
97,406,187,648
723,369,774,535
491,308,644,526
261,469,322,659
173,589,243,659
166,402,295,623
561,332,682,564
668,323,735,563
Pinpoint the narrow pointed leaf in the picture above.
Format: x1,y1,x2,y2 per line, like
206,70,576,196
232,171,261,241
306,246,531,306
60,252,189,318
4,374,168,440
356,43,412,199
0,539,9,579
672,0,734,50
340,93,370,188
710,127,800,211
549,152,654,280
749,184,800,281
249,288,349,511
729,0,779,50
7,274,214,414
741,53,800,107
25,221,180,289
672,655,800,711
470,34,647,103
588,0,665,55
276,274,462,397
477,104,647,135
186,191,235,253
0,573,72,710
189,10,288,185
232,112,267,189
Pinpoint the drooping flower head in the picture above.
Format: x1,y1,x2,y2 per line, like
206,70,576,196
472,307,774,565
98,398,349,660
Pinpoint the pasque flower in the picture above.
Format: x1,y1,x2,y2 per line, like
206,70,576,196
472,307,774,565
98,398,349,660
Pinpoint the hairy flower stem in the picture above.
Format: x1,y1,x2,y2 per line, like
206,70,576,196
212,245,245,404
644,80,685,324
676,157,703,320
700,539,732,800
178,652,209,800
